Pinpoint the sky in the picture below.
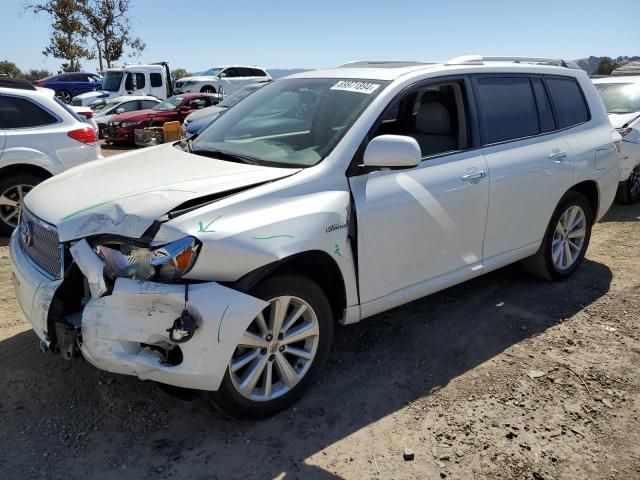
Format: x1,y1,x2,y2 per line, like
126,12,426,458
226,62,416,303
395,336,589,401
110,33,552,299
1,0,638,74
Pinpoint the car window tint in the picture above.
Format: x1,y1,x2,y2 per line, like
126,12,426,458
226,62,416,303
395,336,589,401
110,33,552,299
545,77,589,129
122,101,139,112
251,68,267,77
224,68,238,78
475,77,539,144
188,98,207,109
0,95,58,128
236,68,253,77
150,73,163,87
531,78,556,133
135,73,146,89
141,100,158,109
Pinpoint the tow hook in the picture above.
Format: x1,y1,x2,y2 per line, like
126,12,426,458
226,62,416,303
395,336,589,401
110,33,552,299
166,284,198,343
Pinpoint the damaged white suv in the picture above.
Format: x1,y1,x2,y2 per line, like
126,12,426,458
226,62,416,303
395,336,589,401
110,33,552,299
10,57,621,418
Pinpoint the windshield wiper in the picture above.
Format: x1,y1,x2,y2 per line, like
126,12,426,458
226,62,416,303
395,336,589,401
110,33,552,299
190,148,259,165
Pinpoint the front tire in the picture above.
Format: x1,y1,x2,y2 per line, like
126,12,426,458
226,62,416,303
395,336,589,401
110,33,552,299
200,85,216,94
210,275,333,419
615,165,640,204
0,173,46,235
522,191,593,281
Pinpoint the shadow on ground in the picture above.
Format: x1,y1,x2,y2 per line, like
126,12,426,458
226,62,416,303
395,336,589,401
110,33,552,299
0,239,614,480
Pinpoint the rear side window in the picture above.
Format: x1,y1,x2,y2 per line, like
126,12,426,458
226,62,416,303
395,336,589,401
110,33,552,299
141,100,159,109
545,77,589,129
150,73,163,87
0,95,58,128
251,68,267,77
531,78,556,133
475,77,539,144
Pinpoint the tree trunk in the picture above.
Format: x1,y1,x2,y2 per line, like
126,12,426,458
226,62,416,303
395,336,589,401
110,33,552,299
96,40,103,73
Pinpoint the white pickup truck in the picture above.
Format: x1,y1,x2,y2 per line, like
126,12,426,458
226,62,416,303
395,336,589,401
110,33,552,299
72,63,172,107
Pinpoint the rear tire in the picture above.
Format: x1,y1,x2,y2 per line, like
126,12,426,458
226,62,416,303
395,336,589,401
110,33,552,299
615,166,640,204
209,275,333,419
0,173,47,235
522,191,593,281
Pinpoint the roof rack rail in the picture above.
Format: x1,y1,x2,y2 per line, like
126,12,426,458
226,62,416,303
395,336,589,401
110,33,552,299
445,55,581,70
0,77,37,91
339,60,435,68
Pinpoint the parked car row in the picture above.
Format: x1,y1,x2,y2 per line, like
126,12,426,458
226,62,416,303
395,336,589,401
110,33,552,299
7,56,627,419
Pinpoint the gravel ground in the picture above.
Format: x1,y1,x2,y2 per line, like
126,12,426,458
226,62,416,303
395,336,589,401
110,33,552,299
1,148,639,479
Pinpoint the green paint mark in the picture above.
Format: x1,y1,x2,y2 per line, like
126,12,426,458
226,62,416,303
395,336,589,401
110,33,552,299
198,215,223,233
250,234,294,240
217,304,230,343
61,189,197,220
334,244,341,256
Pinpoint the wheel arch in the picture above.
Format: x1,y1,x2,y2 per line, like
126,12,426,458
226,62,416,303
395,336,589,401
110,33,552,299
200,85,216,93
569,180,599,220
233,250,347,324
0,163,53,181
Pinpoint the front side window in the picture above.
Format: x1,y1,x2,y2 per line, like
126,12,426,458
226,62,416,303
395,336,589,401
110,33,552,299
546,77,589,128
192,78,388,167
153,97,183,111
371,81,469,157
595,82,640,115
187,98,207,109
0,95,58,128
475,76,539,144
102,71,123,92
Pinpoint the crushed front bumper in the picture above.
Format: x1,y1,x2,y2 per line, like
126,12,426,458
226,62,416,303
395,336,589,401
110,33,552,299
11,234,268,391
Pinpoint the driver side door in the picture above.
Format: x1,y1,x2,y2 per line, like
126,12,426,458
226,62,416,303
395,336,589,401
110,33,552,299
349,78,490,314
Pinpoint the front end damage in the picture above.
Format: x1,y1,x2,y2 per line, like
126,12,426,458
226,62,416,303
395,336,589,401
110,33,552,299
46,239,267,391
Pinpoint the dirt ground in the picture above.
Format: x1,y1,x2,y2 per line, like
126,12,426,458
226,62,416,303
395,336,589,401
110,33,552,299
1,153,639,478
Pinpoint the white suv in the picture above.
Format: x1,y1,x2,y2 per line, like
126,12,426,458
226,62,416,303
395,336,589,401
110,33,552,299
0,79,100,234
10,56,620,418
593,75,640,203
174,66,271,96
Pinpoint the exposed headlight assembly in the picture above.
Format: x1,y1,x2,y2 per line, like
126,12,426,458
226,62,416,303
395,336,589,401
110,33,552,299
121,120,142,128
95,237,200,282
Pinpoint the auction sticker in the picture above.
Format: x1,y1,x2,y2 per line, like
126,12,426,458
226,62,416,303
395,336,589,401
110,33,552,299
330,80,381,94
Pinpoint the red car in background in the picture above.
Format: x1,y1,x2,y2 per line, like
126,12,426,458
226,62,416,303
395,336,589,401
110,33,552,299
104,93,218,144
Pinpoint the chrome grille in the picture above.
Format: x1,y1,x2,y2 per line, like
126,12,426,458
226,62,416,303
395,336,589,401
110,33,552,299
19,208,63,279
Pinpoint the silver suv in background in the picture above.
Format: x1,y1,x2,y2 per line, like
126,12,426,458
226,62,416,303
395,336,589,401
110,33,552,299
0,78,100,234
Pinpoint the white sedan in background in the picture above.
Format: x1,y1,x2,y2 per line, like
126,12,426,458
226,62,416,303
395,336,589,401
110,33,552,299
594,76,640,203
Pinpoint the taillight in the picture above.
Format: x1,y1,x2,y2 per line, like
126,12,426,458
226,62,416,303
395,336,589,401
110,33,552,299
68,127,97,144
35,81,44,87
81,111,94,119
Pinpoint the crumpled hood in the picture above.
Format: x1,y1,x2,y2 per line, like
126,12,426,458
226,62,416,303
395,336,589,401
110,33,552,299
24,144,300,242
608,112,640,129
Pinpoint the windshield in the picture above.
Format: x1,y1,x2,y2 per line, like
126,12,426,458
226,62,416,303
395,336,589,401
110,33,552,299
191,78,388,168
595,83,640,114
202,67,223,77
218,85,260,108
102,71,123,92
153,96,183,111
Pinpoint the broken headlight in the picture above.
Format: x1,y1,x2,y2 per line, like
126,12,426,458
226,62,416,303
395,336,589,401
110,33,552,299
95,237,200,282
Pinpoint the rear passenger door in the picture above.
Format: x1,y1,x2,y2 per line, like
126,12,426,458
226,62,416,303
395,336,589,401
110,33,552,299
473,75,576,264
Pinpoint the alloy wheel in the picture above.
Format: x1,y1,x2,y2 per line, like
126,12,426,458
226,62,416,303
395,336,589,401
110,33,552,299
551,205,587,270
630,166,640,202
229,295,320,401
0,184,33,229
55,91,71,103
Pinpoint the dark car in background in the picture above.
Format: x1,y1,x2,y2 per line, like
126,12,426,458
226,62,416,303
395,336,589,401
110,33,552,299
36,72,102,103
104,93,218,144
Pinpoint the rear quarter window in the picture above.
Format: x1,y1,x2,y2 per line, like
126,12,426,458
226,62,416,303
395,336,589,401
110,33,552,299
545,77,590,129
474,76,540,144
0,95,58,128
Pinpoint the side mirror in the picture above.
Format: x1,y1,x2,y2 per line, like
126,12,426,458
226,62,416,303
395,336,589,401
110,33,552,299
219,72,227,78
363,135,422,168
116,107,125,114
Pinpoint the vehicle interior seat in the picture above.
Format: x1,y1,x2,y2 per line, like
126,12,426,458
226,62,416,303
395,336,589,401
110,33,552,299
411,101,458,156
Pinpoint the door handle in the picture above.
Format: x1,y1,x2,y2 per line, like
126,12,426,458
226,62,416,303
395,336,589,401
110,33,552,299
549,151,568,162
461,170,487,182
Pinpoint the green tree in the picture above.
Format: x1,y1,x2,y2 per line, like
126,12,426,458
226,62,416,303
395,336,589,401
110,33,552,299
595,58,618,76
0,60,22,77
25,0,93,71
23,69,53,82
80,0,145,72
171,68,192,82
